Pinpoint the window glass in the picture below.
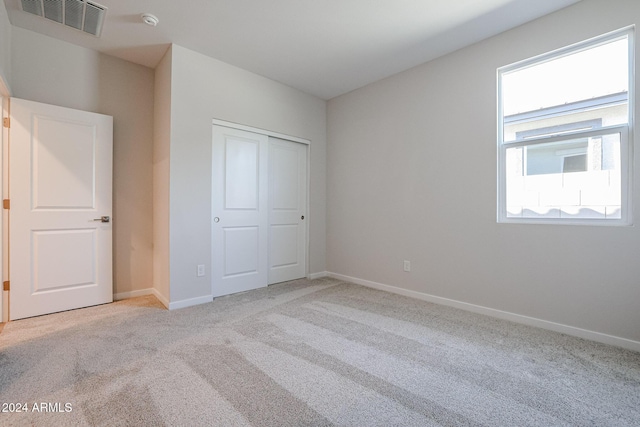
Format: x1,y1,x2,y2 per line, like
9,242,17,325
498,29,632,224
505,133,622,219
502,38,629,143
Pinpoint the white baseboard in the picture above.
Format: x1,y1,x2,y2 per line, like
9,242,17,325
327,272,640,353
114,288,170,309
168,294,213,310
308,271,328,280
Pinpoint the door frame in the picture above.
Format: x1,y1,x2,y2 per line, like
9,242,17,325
0,83,11,323
211,118,311,295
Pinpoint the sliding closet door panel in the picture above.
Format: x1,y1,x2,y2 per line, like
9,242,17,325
268,138,307,284
212,126,268,297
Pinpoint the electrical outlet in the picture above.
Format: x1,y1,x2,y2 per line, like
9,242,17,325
197,264,205,277
403,260,411,272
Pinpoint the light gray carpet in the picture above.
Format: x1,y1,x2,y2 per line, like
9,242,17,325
1,277,639,426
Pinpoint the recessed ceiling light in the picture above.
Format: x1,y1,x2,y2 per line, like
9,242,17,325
141,13,158,27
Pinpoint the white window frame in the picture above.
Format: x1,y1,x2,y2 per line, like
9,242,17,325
497,27,635,226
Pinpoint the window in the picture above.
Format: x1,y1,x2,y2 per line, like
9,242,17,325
498,28,634,224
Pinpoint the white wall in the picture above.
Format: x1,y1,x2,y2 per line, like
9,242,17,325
11,27,155,297
327,0,640,345
0,0,11,93
163,44,327,305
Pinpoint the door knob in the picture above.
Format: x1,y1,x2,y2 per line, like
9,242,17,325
214,217,220,223
301,215,305,220
93,216,110,223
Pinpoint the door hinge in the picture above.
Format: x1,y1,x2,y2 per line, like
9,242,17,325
2,199,9,210
3,281,9,291
2,117,8,128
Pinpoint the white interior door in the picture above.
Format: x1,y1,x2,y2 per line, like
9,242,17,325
9,98,113,320
212,125,268,297
268,137,307,284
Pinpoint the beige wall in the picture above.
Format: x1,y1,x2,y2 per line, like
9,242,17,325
162,44,327,305
11,27,155,296
327,0,640,344
153,47,172,305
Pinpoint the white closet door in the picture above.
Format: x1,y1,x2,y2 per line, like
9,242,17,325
212,126,268,297
9,98,113,320
268,138,307,284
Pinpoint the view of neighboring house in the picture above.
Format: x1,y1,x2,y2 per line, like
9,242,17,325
501,35,629,219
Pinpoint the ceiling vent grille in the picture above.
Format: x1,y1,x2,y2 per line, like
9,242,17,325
20,0,107,37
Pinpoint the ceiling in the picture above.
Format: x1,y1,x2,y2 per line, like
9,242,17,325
4,0,581,100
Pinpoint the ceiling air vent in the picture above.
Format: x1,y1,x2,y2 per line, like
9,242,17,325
20,0,107,37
